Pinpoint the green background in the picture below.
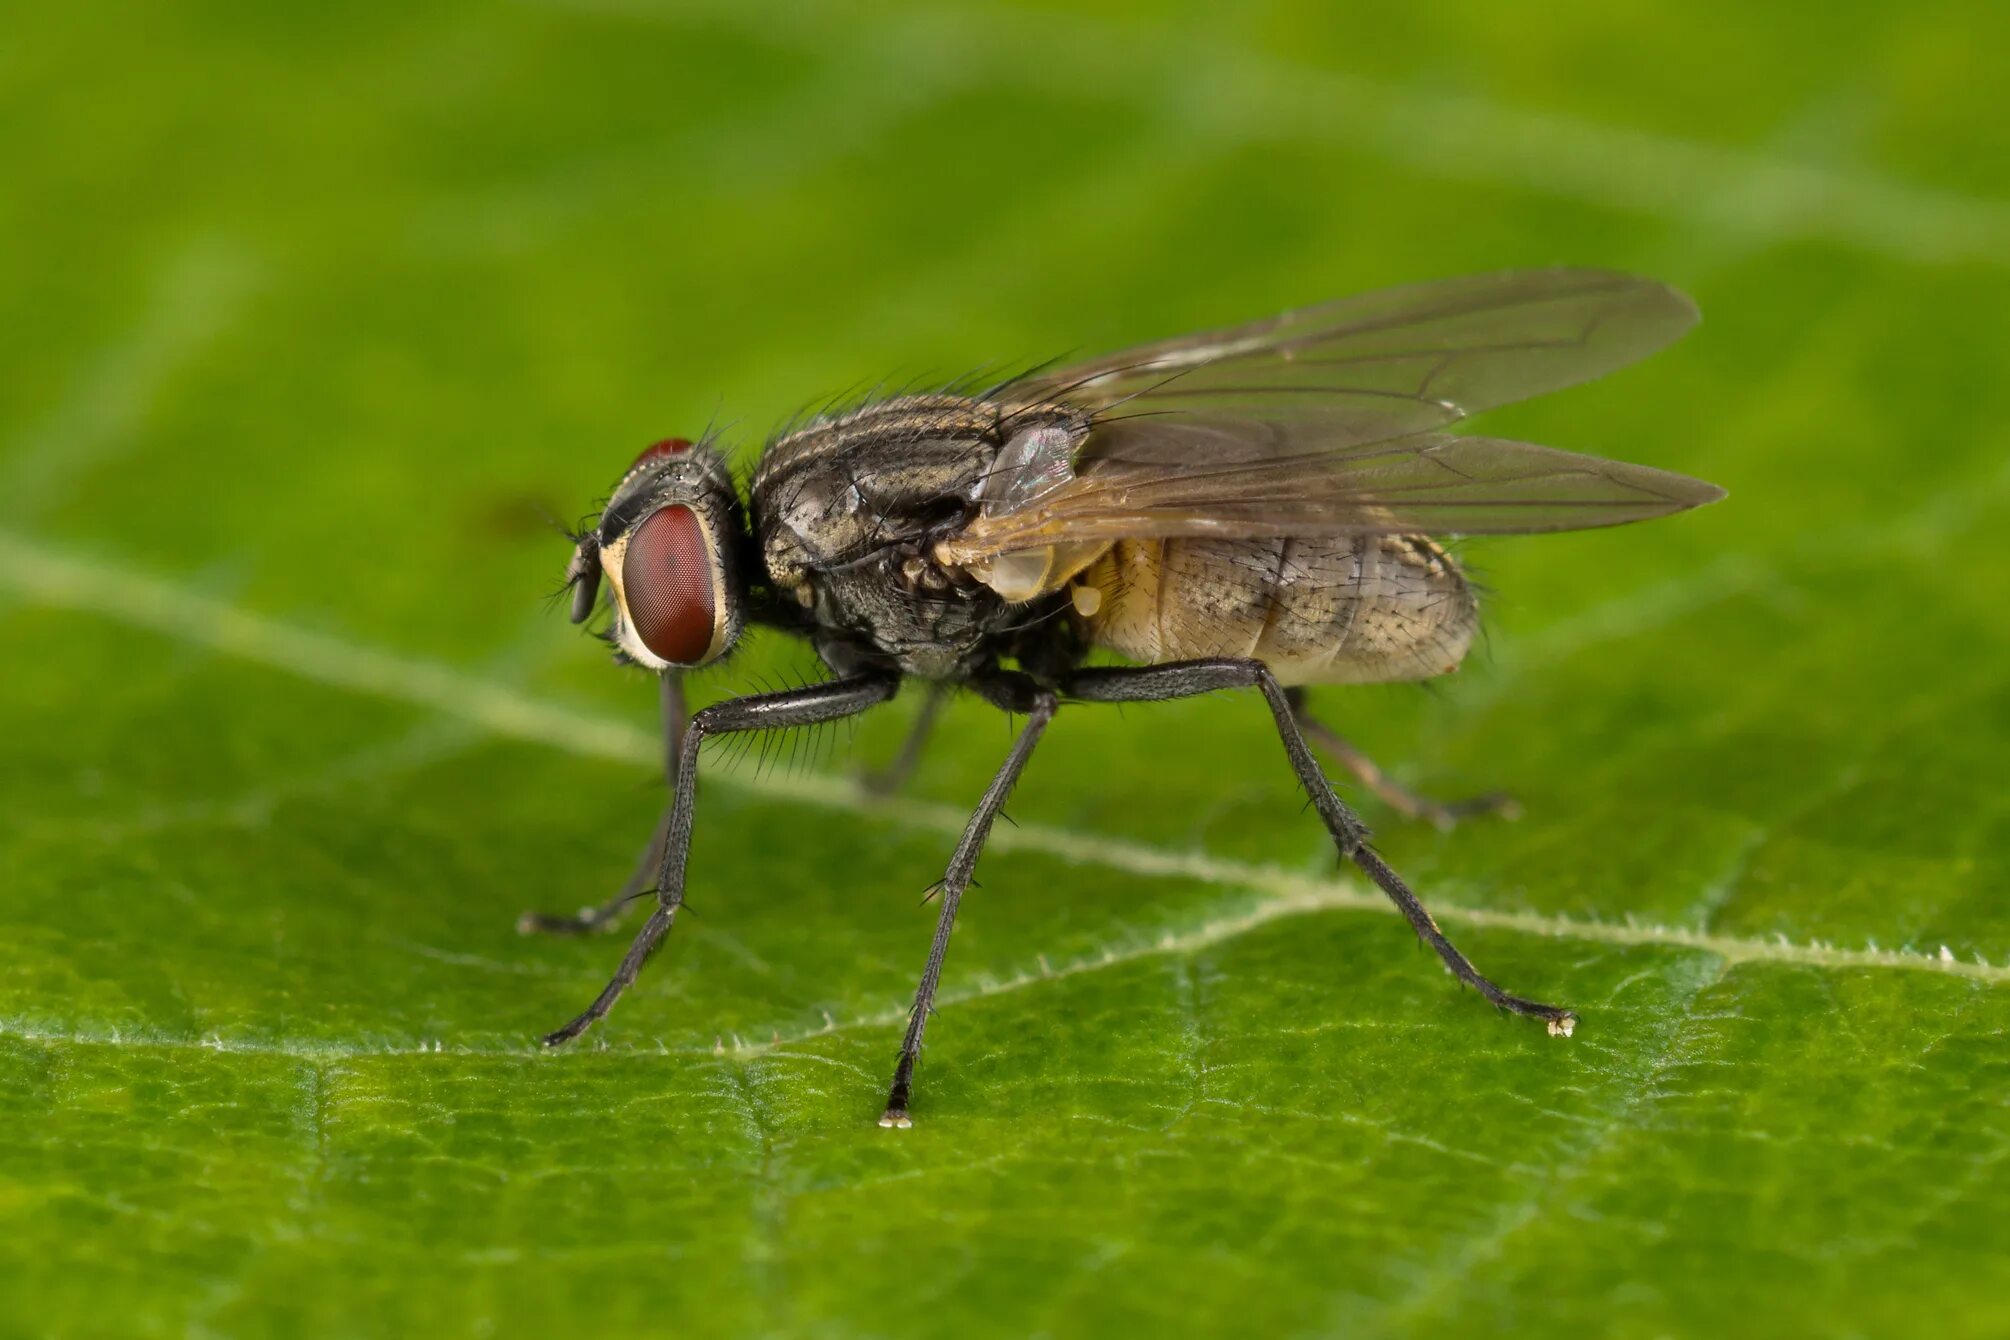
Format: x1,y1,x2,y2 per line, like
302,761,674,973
3,2,2006,1336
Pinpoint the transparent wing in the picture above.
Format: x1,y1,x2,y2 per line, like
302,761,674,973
1002,268,1699,463
943,268,1719,567
937,430,1725,563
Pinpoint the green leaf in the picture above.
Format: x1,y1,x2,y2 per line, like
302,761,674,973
3,3,2007,1337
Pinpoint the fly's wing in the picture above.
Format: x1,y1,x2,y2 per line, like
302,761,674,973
1005,268,1698,451
943,268,1722,565
942,429,1724,559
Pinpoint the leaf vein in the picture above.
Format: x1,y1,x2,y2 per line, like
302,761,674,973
1,530,2004,995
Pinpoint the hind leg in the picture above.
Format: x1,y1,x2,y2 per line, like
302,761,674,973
1071,661,1574,1035
1286,686,1520,831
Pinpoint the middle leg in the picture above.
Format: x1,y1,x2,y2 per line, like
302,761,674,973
859,680,950,798
879,673,1057,1128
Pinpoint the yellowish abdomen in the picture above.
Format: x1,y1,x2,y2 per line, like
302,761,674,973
1076,535,1478,686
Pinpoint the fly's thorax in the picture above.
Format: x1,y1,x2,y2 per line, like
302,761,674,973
752,395,995,605
1078,533,1478,686
747,394,1081,677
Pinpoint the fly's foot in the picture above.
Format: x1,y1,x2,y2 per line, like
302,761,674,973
540,1013,595,1049
517,899,632,937
1500,996,1577,1037
880,1065,917,1128
1405,788,1523,832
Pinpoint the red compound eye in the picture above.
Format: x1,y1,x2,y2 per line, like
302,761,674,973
621,505,717,665
631,437,694,468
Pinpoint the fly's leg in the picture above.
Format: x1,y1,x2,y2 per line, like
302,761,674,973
1069,660,1576,1035
880,674,1056,1128
517,807,671,937
520,673,688,936
541,674,899,1048
1285,686,1520,831
860,680,950,798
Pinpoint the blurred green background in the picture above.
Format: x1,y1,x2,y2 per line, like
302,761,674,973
3,2,2007,1337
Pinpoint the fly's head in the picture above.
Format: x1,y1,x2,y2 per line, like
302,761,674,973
565,437,747,671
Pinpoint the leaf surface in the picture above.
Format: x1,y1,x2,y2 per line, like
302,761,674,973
3,3,2008,1336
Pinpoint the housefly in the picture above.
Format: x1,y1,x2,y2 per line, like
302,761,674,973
521,268,1724,1126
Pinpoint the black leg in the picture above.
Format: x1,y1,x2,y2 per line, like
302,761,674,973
1284,686,1521,831
541,674,899,1048
880,675,1056,1127
860,680,950,798
1068,660,1576,1035
520,673,690,936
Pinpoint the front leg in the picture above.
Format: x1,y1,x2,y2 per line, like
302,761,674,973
519,672,689,936
1067,660,1575,1035
540,673,900,1047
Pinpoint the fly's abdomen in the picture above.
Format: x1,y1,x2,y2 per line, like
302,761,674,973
1078,536,1478,686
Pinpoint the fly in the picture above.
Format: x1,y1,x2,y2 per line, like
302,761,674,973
518,268,1725,1126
